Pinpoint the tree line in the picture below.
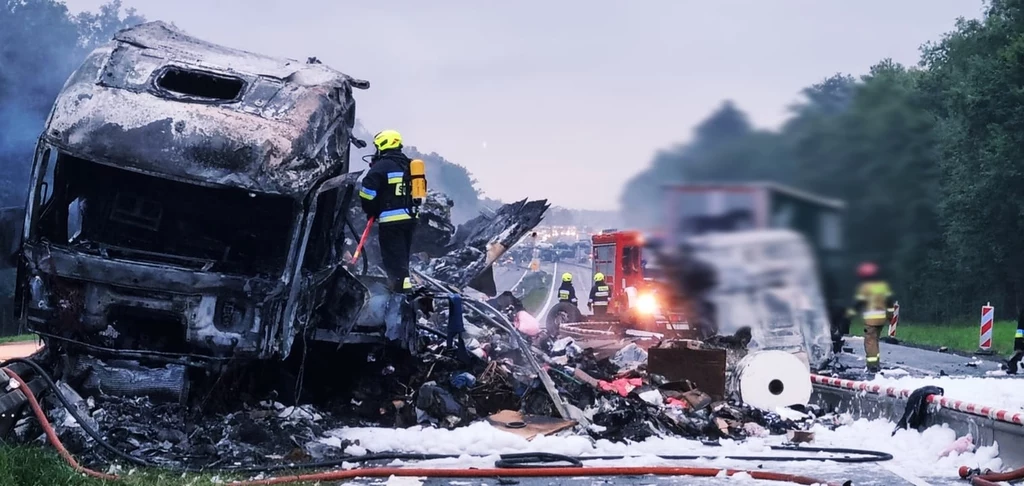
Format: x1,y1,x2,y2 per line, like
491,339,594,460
621,0,1024,323
0,0,144,207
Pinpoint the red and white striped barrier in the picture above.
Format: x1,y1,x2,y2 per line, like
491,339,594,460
810,374,1024,426
980,303,994,351
888,302,900,338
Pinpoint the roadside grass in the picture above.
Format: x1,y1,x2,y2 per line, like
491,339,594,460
521,286,550,315
0,334,38,345
0,445,229,485
850,320,1016,356
519,273,552,316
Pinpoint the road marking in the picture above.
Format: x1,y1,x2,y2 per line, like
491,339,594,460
538,262,559,318
880,462,932,486
511,268,529,292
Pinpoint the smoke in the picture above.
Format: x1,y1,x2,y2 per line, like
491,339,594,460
0,0,144,206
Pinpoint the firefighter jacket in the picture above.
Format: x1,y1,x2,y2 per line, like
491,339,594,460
589,280,611,307
359,150,414,225
558,281,578,306
853,280,895,321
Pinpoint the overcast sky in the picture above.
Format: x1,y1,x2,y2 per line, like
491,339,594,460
64,0,985,210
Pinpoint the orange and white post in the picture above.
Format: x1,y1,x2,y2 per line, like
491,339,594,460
888,301,900,338
979,303,994,352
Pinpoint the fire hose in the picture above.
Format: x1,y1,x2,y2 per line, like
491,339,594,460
1,358,884,485
229,465,846,486
959,465,1024,486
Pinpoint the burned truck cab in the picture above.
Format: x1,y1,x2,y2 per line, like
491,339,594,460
16,22,372,365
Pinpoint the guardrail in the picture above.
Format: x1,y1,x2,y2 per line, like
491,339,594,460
811,374,1024,469
811,375,1024,425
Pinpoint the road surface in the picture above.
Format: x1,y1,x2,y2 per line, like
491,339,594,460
492,263,530,293
838,335,1009,378
0,341,41,361
493,260,593,318
536,260,592,318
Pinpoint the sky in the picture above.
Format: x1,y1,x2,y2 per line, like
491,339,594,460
63,0,986,210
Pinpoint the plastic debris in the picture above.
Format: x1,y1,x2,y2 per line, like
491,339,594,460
450,372,477,389
938,433,975,457
515,311,541,336
598,378,644,397
610,343,648,371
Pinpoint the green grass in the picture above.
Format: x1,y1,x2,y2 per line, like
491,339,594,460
0,445,229,485
850,319,1017,356
516,272,552,316
521,286,550,315
0,334,38,345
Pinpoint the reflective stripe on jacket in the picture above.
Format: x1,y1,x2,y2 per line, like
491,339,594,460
855,280,892,320
359,150,414,224
558,282,578,304
589,281,611,306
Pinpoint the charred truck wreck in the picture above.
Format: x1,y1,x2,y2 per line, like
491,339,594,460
14,22,548,398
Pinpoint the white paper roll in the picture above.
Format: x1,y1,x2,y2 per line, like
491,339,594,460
733,350,812,411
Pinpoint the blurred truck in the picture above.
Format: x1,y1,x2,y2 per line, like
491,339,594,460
549,182,844,370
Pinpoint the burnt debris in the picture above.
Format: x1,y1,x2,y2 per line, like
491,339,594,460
2,315,847,470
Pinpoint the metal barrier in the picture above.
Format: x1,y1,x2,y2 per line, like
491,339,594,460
811,374,1024,469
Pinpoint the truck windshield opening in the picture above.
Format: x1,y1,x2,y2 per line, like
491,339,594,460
34,153,295,275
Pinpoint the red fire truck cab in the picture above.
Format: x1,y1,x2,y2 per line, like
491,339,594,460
590,230,692,335
591,230,643,313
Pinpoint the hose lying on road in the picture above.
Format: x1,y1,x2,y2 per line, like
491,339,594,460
1,356,872,485
959,465,1024,486
210,444,891,476
229,465,849,486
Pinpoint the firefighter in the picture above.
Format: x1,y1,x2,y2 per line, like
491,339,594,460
848,262,894,373
1007,308,1024,374
558,272,579,308
588,272,611,316
359,129,416,293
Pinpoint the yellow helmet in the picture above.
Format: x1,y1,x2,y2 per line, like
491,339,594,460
594,272,605,282
373,130,403,151
562,272,573,282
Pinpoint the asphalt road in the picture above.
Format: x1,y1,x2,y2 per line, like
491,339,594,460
492,263,530,294
838,335,1010,378
539,260,592,317
493,260,593,317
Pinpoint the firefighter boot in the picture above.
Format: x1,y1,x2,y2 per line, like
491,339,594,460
863,323,883,372
1007,351,1023,375
1012,325,1024,374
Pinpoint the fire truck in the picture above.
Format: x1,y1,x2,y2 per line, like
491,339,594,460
586,229,698,337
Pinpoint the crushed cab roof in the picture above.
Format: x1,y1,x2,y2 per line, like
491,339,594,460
42,21,369,196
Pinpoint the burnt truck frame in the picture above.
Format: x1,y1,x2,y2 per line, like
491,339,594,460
13,22,396,366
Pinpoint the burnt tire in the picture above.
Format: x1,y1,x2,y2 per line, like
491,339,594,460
545,302,583,337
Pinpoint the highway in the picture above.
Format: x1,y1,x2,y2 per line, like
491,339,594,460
492,263,530,293
494,260,593,318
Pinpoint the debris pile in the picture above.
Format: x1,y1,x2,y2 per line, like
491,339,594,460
419,198,549,294
36,394,350,468
15,310,840,469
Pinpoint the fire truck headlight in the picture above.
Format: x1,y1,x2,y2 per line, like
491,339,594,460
636,293,658,315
